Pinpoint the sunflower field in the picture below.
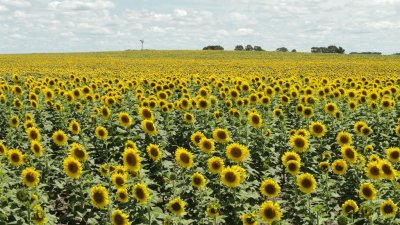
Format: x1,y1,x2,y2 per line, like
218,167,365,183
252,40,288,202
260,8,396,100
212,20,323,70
0,51,399,225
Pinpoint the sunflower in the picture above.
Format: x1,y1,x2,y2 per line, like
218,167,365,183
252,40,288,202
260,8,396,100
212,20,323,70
386,147,400,163
324,102,338,114
295,129,309,137
9,115,20,128
336,131,352,146
118,112,132,127
121,148,140,172
332,159,348,175
341,200,359,216
302,107,314,118
183,112,195,124
90,185,109,209
132,182,150,203
206,203,220,218
63,156,82,179
260,179,281,198
146,144,162,161
116,188,129,203
341,145,358,164
286,160,301,176
8,149,24,167
191,172,206,189
32,205,47,225
220,167,241,188
319,161,330,173
99,164,109,177
139,107,154,121
175,147,193,169
199,138,215,154
111,209,129,225
112,173,127,189
207,156,225,174
26,127,41,142
68,119,81,135
21,167,40,187
241,212,257,225
365,161,381,180
361,126,373,136
309,121,327,138
248,111,263,128
289,135,309,153
395,125,400,137
364,144,374,153
297,173,317,194
379,160,397,180
167,198,185,216
212,128,231,144
141,119,157,136
52,130,68,146
0,142,7,156
95,126,108,140
359,183,377,201
369,154,381,164
272,108,283,118
259,200,282,224
190,131,205,146
281,151,301,166
380,199,398,218
100,105,111,119
226,143,250,163
69,143,88,162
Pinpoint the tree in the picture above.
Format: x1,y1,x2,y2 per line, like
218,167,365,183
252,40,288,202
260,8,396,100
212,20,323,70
253,46,264,51
202,45,224,50
276,47,288,52
311,45,345,54
291,49,297,52
245,45,253,51
234,45,244,51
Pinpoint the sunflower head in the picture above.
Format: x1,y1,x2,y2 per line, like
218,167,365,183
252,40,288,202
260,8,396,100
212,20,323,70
69,120,81,135
167,198,185,216
116,188,129,203
141,119,157,136
359,183,377,201
336,131,352,146
380,199,398,218
297,173,317,194
220,167,241,188
259,200,282,223
207,156,225,174
260,178,281,198
309,121,327,138
206,203,220,218
286,160,301,176
21,167,40,187
52,130,68,146
118,112,132,127
212,128,231,144
90,185,109,209
175,147,193,169
122,148,141,172
8,149,25,167
191,172,206,189
63,156,82,179
146,144,162,161
111,209,129,225
248,111,263,128
132,182,150,204
226,143,250,163
290,135,309,153
241,212,257,225
341,200,359,216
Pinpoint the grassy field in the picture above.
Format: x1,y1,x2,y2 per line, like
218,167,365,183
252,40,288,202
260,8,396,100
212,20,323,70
0,50,399,225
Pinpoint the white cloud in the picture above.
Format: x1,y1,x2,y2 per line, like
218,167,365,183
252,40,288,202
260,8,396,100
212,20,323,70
0,0,31,7
48,0,114,11
0,4,8,12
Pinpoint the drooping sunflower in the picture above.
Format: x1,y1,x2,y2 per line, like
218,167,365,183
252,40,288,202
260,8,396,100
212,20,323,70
286,160,301,176
191,172,206,189
111,209,129,225
359,182,377,201
386,147,400,163
8,149,24,167
63,156,82,179
132,182,150,203
260,178,281,198
68,119,81,135
289,135,309,153
122,147,141,172
341,145,358,164
379,160,397,180
118,112,132,127
175,147,193,169
199,138,215,154
281,151,301,166
69,142,88,162
167,198,185,216
259,200,282,224
52,130,68,146
90,185,109,209
220,167,241,188
26,127,41,142
141,119,157,136
95,126,108,140
380,199,398,218
309,121,327,138
241,212,257,225
226,143,250,163
206,203,220,218
248,111,263,128
183,112,195,124
341,200,359,216
190,131,205,146
21,167,40,187
207,156,225,174
332,159,348,175
212,128,231,144
30,141,43,157
297,173,317,194
365,161,381,180
146,144,162,161
116,188,129,203
336,131,352,146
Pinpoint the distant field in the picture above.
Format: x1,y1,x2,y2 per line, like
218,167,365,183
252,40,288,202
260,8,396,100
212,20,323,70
0,50,399,225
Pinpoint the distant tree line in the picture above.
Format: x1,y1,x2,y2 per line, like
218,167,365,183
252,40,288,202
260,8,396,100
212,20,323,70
393,53,400,55
202,45,224,50
234,45,264,51
349,52,382,55
276,47,296,52
311,45,345,54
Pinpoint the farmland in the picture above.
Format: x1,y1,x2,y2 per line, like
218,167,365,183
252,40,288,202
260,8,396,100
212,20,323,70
0,50,399,225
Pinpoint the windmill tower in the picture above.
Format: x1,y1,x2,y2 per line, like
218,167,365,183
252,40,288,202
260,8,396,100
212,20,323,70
140,40,144,50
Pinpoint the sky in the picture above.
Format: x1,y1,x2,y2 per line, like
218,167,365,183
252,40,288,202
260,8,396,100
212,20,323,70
0,0,399,54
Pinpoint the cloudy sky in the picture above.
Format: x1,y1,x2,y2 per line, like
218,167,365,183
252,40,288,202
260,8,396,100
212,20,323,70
0,0,399,54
